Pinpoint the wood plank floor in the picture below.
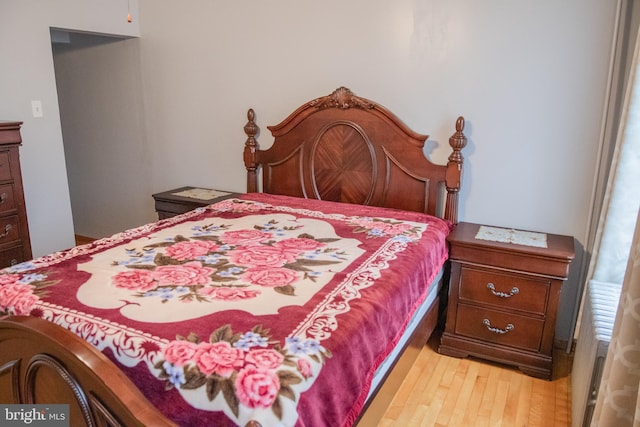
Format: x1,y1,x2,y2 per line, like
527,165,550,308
75,234,97,245
378,331,572,427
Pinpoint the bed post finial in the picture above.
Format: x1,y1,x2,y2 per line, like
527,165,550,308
243,108,259,193
444,116,467,224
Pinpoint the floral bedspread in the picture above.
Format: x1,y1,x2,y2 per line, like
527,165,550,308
0,193,451,427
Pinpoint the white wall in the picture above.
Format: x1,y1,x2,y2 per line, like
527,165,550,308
0,0,140,255
137,0,615,237
135,0,615,238
0,0,620,342
136,0,619,341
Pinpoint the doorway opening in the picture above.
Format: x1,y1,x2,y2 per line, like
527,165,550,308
50,29,150,244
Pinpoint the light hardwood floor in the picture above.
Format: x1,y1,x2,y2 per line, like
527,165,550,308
377,331,572,427
75,235,96,246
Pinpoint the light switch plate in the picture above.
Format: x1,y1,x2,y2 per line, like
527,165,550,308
31,100,43,118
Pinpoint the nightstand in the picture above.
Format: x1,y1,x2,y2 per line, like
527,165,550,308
152,186,240,219
439,222,575,379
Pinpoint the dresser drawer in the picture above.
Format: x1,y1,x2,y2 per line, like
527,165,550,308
0,216,20,246
459,267,550,315
0,184,16,213
0,151,12,181
454,304,544,352
0,245,25,268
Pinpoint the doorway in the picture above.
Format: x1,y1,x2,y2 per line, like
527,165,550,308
51,29,151,241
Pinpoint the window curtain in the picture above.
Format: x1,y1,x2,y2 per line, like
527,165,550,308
590,24,640,427
591,13,640,289
591,209,640,426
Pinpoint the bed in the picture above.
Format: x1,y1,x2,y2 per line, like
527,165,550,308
0,87,466,427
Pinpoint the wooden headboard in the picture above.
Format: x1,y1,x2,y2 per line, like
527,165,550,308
243,87,467,223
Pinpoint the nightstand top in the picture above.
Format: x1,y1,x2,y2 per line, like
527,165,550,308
152,186,240,204
447,222,575,277
449,222,574,256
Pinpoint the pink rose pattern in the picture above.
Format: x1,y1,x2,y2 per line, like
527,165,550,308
228,245,299,268
154,262,216,287
109,211,387,302
241,267,299,287
235,367,280,409
112,269,157,291
165,240,219,260
349,217,420,238
297,358,313,379
108,207,420,305
163,340,199,366
219,229,272,245
158,325,331,420
0,271,53,316
0,200,422,422
245,348,285,370
198,286,260,300
194,341,245,377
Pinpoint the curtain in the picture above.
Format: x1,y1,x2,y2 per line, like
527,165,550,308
591,16,640,287
590,22,640,427
591,209,640,426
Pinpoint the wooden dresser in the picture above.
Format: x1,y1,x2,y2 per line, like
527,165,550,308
439,222,575,379
0,122,32,268
152,186,240,219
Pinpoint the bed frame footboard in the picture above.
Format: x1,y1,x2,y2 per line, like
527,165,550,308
0,316,176,427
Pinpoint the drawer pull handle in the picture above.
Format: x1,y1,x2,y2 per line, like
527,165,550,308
482,319,514,334
487,282,519,298
0,193,6,204
0,224,12,238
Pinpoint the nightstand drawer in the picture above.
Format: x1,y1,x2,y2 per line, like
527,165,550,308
455,304,544,352
0,151,12,181
459,267,550,315
155,200,201,216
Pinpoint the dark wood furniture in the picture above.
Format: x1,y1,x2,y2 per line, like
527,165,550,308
152,186,239,219
243,87,466,424
244,87,467,222
439,222,575,379
0,87,467,427
0,121,32,268
0,317,174,427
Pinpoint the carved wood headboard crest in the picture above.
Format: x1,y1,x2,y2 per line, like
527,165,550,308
308,87,375,110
